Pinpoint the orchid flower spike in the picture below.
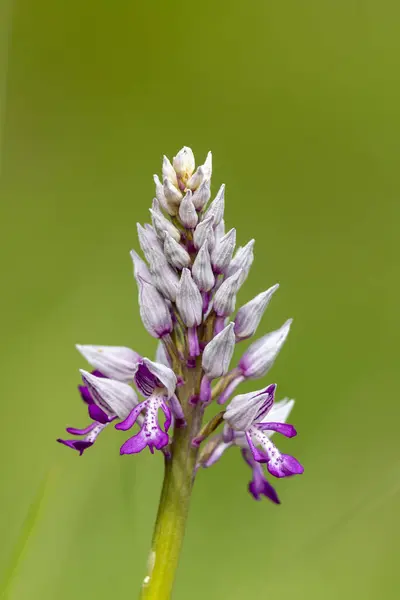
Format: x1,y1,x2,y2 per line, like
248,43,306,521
57,146,303,517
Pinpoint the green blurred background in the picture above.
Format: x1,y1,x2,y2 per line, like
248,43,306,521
1,1,399,598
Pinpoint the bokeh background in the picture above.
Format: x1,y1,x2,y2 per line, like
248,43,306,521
1,1,400,599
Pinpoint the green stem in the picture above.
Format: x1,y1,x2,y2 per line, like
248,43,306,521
139,369,202,600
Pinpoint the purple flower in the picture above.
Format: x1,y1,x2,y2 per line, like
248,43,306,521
57,370,140,455
198,397,301,501
115,359,179,455
57,370,117,455
224,385,303,478
241,448,280,504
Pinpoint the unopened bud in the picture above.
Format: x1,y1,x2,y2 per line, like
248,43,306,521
153,174,172,215
162,155,178,187
226,239,255,284
137,223,163,264
192,242,215,292
163,232,191,269
176,268,203,327
202,322,236,379
149,251,179,302
234,284,279,340
163,178,183,214
173,146,195,182
211,228,236,274
179,190,198,229
138,276,173,338
213,269,243,317
130,249,153,284
193,213,215,251
239,319,292,378
205,184,225,226
150,208,180,242
192,178,211,210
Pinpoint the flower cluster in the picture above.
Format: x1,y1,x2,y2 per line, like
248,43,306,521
57,146,303,502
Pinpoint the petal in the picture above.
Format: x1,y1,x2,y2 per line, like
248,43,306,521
224,385,275,431
66,423,97,436
168,394,186,425
76,345,140,382
256,422,297,437
160,399,172,432
142,358,177,398
249,473,280,504
78,385,93,404
80,370,139,419
88,403,111,424
57,422,107,455
57,438,93,456
264,398,295,428
267,454,304,478
120,427,149,455
134,361,158,396
241,449,280,503
245,431,268,463
115,400,148,431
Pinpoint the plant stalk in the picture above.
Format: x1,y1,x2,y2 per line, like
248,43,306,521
139,367,202,600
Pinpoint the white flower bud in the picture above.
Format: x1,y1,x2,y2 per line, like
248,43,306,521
138,276,173,338
149,251,179,302
187,165,205,190
202,322,236,379
80,370,138,419
150,208,180,242
239,319,292,378
178,190,198,229
191,178,211,210
192,242,215,292
137,223,163,264
211,228,236,274
214,219,225,244
202,151,212,179
234,284,279,340
226,239,255,285
176,268,203,327
153,174,172,214
173,146,195,181
162,155,178,187
213,269,243,317
163,178,183,214
205,184,225,226
187,151,212,190
163,232,191,269
130,250,153,284
193,213,215,250
76,345,140,382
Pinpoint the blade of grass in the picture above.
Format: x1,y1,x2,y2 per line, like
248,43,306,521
0,469,53,600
